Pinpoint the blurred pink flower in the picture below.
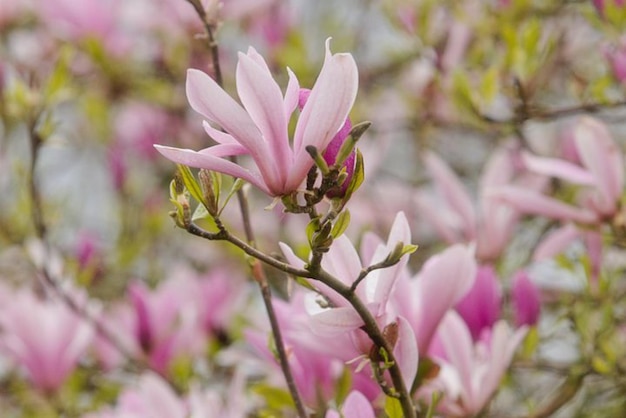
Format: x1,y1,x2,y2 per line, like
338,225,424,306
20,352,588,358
604,38,626,83
87,373,187,418
511,271,541,327
593,0,626,17
325,391,375,418
0,289,92,392
155,39,358,196
492,117,624,223
127,279,204,374
454,265,502,341
39,0,129,55
115,102,173,159
416,146,539,262
423,312,527,417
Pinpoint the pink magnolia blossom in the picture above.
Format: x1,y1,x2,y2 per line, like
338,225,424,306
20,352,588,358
491,117,624,223
422,312,527,417
511,271,541,327
416,146,540,262
127,278,204,374
0,289,93,392
454,265,502,341
325,391,375,418
393,244,477,354
86,373,187,418
280,212,418,393
155,39,358,197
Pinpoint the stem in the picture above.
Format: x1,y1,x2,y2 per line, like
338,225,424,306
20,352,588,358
528,373,587,418
186,222,416,417
230,186,307,418
25,120,149,372
185,0,222,86
318,270,416,418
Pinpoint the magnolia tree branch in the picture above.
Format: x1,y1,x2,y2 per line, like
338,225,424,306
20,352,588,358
25,119,154,378
185,221,417,418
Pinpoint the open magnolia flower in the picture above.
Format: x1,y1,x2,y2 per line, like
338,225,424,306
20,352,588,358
155,39,358,197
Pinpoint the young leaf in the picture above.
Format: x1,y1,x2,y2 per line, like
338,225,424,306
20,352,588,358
331,210,351,239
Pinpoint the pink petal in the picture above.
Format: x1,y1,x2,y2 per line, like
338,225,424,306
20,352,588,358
236,50,291,188
436,311,474,397
310,306,365,336
413,244,477,353
533,223,581,261
574,116,624,212
424,151,476,241
154,145,270,194
202,121,238,144
341,391,375,418
414,192,464,244
480,147,515,190
489,186,598,224
395,316,419,390
521,151,595,185
289,39,358,192
185,69,276,187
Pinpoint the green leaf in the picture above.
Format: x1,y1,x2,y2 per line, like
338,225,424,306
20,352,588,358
384,396,403,418
306,217,320,247
335,367,353,406
331,210,351,239
192,203,210,222
340,149,365,206
177,164,204,205
252,384,294,410
218,178,244,216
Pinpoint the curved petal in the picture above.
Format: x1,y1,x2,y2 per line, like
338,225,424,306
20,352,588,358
521,151,595,185
424,151,476,241
198,143,248,158
395,316,419,391
413,244,477,353
488,186,598,224
154,145,270,194
574,116,624,212
185,69,275,184
236,51,291,189
341,391,375,418
289,39,359,192
533,223,581,261
202,121,238,144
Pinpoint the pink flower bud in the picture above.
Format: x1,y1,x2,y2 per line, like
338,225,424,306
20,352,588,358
511,271,541,327
454,265,502,341
604,39,626,83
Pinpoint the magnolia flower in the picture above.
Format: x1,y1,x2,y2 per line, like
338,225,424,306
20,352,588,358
422,312,527,417
155,39,358,197
415,146,542,262
0,289,93,392
492,117,624,223
280,212,418,391
86,373,187,418
393,244,477,353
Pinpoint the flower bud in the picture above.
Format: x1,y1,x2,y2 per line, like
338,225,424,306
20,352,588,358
511,270,541,327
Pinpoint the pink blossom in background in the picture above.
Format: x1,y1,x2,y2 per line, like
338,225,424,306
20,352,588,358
115,102,173,160
38,0,130,55
0,289,93,392
593,0,626,17
127,279,204,374
86,373,187,418
492,117,624,223
423,312,527,417
604,38,626,83
155,39,358,196
511,271,541,327
454,265,502,341
416,146,538,262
